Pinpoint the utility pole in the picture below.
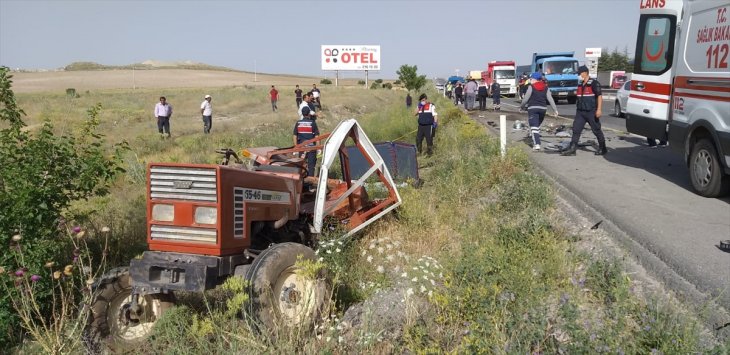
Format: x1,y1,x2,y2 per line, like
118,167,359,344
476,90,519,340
254,60,257,82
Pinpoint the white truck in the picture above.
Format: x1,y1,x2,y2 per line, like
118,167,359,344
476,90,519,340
626,0,730,197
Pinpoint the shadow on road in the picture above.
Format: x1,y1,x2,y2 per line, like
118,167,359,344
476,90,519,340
600,136,730,204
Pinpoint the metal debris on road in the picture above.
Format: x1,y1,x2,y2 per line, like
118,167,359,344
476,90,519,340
590,220,603,230
720,240,730,252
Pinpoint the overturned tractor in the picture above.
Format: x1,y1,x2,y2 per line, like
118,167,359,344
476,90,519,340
85,119,403,350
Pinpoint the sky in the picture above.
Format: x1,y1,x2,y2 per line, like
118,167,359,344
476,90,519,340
0,0,640,79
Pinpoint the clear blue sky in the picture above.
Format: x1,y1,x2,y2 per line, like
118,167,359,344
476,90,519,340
0,0,639,79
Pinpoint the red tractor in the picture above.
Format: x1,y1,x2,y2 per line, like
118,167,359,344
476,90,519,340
86,119,403,349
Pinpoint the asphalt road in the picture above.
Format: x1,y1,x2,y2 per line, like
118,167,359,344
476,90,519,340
464,98,730,326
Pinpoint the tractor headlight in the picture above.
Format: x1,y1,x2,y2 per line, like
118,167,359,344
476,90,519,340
152,204,174,222
194,207,217,225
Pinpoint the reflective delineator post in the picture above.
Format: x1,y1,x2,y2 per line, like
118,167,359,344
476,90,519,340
500,114,506,158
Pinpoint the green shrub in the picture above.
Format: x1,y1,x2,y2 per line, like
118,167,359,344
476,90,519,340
370,82,379,90
320,78,332,85
382,83,393,90
374,79,383,84
0,67,126,346
358,80,366,85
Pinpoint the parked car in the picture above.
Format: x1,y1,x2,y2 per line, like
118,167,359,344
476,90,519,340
611,74,627,89
613,80,630,118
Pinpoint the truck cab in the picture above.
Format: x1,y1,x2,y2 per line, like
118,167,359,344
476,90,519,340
626,0,730,197
483,61,518,97
531,52,580,103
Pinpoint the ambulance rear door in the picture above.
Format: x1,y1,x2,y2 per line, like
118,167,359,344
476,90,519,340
626,0,684,140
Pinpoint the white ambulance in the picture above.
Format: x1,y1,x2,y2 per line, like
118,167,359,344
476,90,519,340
626,0,730,197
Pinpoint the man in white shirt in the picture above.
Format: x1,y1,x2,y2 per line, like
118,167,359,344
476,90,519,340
200,95,212,134
154,96,173,138
298,92,319,120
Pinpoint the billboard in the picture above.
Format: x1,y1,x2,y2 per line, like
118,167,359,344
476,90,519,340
585,47,602,58
321,45,381,71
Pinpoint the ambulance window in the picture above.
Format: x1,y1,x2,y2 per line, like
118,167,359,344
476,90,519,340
635,15,676,75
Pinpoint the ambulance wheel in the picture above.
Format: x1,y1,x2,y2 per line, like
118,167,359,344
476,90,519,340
246,243,329,331
689,138,730,197
85,268,175,351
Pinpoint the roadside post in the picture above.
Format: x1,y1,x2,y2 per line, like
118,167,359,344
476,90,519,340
500,114,506,158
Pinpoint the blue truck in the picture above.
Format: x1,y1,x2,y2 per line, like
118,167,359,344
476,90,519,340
530,52,580,104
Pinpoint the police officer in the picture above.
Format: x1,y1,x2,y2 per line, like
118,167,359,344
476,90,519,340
414,93,438,156
293,106,320,176
561,65,607,156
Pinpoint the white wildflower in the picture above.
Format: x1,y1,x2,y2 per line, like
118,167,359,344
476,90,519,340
335,248,341,253
376,265,384,273
338,336,344,343
361,250,367,256
430,279,435,286
326,249,332,254
411,277,418,282
369,243,375,249
406,288,414,296
377,247,384,254
420,285,427,293
401,272,408,278
386,243,393,250
386,255,394,262
367,255,373,263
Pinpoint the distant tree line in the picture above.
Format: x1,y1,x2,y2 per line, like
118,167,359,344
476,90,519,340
597,46,634,72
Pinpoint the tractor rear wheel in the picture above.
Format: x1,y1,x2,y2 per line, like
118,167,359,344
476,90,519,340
246,243,329,331
85,268,175,351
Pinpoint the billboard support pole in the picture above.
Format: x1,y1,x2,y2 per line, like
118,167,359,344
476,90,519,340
336,70,339,87
365,70,368,88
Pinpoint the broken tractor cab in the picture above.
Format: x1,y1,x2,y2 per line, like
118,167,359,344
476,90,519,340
85,119,402,349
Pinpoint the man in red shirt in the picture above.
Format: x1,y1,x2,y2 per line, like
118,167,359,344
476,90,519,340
269,85,279,112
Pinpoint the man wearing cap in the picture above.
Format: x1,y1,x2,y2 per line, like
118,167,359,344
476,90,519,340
154,96,173,138
521,72,559,151
293,106,320,177
311,84,321,109
294,85,303,108
200,95,213,134
561,65,607,156
414,93,438,156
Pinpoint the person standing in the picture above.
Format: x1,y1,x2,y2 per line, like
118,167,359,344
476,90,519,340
464,77,478,111
561,65,607,156
477,80,489,111
454,83,464,105
414,93,438,156
293,106,320,177
446,82,453,99
490,81,501,111
154,96,173,138
294,85,303,108
406,93,413,108
200,94,213,134
521,72,559,151
311,84,321,109
269,85,279,112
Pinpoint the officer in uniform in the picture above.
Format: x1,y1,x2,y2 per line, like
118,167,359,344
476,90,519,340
414,93,438,156
561,65,607,156
293,106,320,176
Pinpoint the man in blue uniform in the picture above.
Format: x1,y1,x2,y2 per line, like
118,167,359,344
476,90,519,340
521,72,559,151
293,106,320,176
490,81,501,111
561,65,607,156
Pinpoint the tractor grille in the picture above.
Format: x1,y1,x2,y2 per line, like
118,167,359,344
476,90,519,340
233,188,245,238
150,225,217,244
149,166,217,202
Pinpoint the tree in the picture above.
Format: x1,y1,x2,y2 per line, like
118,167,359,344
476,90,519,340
396,64,427,93
597,47,633,72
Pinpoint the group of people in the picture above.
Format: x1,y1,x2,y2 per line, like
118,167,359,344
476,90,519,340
444,78,501,111
519,65,607,155
154,94,214,137
153,84,324,138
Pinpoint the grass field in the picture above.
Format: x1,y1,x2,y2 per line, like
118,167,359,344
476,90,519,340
4,68,728,353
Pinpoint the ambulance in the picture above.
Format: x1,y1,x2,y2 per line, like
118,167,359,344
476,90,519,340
626,0,730,197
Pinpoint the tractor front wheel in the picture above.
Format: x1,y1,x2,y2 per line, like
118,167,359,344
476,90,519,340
86,268,175,351
246,243,329,330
